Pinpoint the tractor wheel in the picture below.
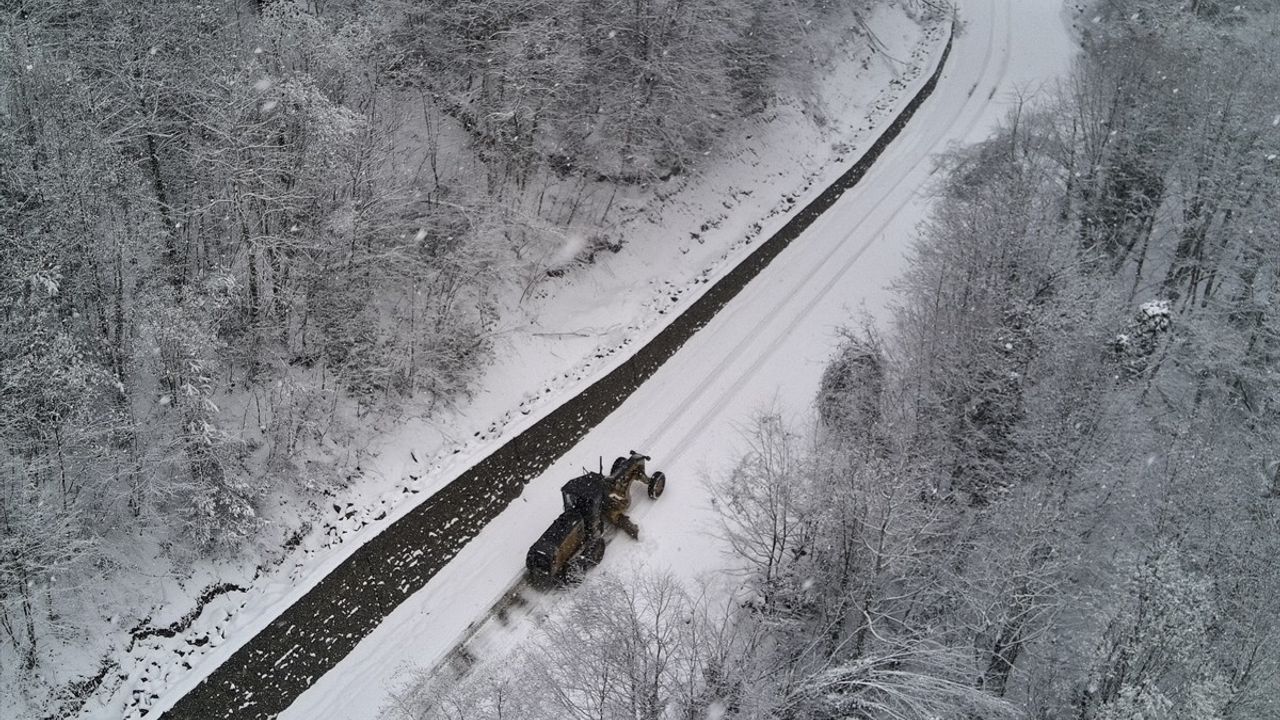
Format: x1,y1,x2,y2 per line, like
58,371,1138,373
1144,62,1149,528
567,539,607,581
611,456,628,475
582,538,606,567
647,471,666,499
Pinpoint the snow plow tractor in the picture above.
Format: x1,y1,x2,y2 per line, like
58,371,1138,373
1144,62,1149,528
525,451,666,584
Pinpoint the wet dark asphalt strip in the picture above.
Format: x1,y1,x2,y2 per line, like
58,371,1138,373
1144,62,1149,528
161,30,953,720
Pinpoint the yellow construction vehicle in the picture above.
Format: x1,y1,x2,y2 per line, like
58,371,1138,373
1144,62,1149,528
525,451,666,583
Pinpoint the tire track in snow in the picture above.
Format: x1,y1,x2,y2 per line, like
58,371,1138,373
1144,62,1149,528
647,0,1014,465
159,24,957,720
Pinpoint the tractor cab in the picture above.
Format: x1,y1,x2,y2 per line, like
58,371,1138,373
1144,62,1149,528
560,472,607,537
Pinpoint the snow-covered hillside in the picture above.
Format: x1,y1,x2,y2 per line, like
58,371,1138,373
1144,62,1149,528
272,1,1076,718
66,3,961,718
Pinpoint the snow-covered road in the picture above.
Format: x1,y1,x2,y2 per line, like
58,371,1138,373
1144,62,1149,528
271,1,1075,718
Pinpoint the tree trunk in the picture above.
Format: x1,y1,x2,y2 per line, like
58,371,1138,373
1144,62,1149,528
142,98,182,290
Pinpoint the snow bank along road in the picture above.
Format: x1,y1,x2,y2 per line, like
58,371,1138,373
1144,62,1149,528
161,1,1073,717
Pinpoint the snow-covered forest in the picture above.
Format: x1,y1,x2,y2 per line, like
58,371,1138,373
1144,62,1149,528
388,1,1280,718
3,0,1279,717
2,0,916,713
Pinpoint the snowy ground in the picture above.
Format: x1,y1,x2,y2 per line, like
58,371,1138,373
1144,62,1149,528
264,1,1076,718
58,1,1077,718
